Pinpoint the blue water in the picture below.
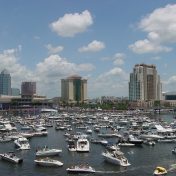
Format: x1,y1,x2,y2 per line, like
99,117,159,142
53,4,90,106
0,113,176,176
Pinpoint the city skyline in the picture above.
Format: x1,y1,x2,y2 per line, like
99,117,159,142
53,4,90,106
0,1,176,98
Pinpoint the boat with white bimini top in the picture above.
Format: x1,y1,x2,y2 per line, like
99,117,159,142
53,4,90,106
76,137,90,152
34,157,63,167
66,164,96,173
36,146,62,156
0,152,23,164
14,137,30,150
102,149,131,167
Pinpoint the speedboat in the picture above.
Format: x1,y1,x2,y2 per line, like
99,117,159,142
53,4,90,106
36,146,62,156
102,150,131,167
0,152,23,164
34,157,63,167
153,166,167,176
118,142,135,147
66,164,95,173
76,137,90,152
14,137,30,150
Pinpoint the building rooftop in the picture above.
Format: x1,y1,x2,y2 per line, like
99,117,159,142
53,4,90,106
1,69,10,75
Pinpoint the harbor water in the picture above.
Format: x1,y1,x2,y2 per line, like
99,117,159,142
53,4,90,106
0,113,176,176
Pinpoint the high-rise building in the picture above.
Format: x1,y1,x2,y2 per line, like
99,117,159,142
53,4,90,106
61,75,87,103
21,82,36,96
129,64,162,101
0,69,11,95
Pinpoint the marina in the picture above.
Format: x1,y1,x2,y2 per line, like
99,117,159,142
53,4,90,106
0,110,175,176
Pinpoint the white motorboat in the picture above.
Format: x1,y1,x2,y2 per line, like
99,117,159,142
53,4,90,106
34,157,63,167
76,137,90,152
36,146,62,156
102,150,131,167
118,142,135,147
0,152,23,164
66,165,95,173
14,137,30,150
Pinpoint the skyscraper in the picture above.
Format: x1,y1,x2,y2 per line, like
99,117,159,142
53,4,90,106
21,82,36,96
129,64,161,101
61,75,87,103
0,69,11,95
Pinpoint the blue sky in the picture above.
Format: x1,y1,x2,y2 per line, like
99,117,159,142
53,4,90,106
0,0,176,98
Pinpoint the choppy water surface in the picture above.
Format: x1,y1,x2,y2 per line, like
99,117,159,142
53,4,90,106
0,113,175,176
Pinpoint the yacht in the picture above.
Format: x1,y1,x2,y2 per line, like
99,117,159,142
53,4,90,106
36,146,62,156
102,150,131,167
76,137,90,152
66,164,95,173
0,152,23,164
14,137,30,150
34,157,63,167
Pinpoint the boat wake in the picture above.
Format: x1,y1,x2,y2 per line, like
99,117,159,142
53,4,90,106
94,165,155,174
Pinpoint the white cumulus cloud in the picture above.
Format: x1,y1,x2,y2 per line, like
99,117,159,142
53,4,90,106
129,4,176,54
129,39,171,54
113,53,125,65
50,10,93,37
78,40,105,52
45,44,64,54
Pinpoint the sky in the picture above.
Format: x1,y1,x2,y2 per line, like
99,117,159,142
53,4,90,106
0,0,176,98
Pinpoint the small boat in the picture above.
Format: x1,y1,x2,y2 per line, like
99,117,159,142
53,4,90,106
172,147,176,154
14,137,30,150
34,157,63,167
102,150,131,167
143,139,156,146
153,166,167,176
66,164,96,173
0,152,23,164
118,142,135,147
36,146,62,156
67,141,76,152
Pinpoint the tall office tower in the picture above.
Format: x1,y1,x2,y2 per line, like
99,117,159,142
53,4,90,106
21,82,36,96
0,69,11,95
61,75,87,103
129,64,162,101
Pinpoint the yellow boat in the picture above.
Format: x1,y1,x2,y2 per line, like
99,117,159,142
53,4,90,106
153,166,167,176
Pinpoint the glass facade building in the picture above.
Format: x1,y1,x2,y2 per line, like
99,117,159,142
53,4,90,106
61,75,87,103
0,69,11,95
